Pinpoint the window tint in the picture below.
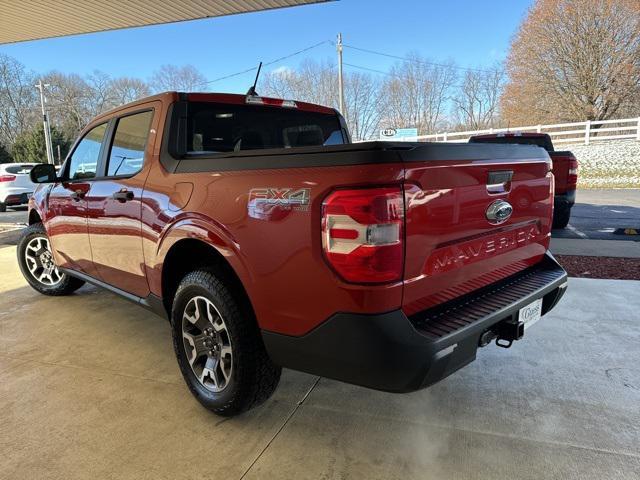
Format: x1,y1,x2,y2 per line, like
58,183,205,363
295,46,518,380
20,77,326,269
106,111,153,177
68,123,107,180
4,164,35,175
186,103,344,154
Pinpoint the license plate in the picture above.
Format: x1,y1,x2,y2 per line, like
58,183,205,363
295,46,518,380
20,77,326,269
519,298,543,330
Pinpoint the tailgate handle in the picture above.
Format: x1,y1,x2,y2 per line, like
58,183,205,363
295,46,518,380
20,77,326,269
487,170,513,194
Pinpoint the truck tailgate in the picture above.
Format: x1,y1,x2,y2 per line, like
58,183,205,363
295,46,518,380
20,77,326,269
399,143,553,316
550,151,578,194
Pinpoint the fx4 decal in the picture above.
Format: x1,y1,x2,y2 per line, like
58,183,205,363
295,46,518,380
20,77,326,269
248,188,311,220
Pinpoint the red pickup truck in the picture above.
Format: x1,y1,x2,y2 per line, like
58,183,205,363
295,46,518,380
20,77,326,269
20,92,567,416
469,133,579,228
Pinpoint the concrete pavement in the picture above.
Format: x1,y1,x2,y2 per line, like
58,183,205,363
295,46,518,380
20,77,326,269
0,244,639,479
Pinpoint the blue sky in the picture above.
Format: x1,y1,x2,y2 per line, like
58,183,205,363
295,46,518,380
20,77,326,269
0,0,533,93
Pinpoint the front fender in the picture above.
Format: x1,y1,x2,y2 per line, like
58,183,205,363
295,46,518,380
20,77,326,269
28,184,51,227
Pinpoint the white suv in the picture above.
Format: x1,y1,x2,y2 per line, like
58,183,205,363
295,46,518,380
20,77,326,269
0,163,38,212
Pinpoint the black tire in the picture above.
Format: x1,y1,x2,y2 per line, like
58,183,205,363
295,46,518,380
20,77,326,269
553,206,571,229
0,202,6,213
171,270,281,416
17,223,85,296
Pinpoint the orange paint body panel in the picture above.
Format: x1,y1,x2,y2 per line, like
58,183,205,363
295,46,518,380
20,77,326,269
30,92,554,338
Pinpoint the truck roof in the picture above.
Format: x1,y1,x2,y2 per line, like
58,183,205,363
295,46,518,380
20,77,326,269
469,131,554,152
93,91,337,122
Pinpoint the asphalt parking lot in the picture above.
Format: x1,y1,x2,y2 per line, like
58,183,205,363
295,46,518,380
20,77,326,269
0,242,639,479
552,189,640,241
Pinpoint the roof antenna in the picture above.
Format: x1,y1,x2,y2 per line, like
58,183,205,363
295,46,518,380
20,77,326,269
246,62,263,96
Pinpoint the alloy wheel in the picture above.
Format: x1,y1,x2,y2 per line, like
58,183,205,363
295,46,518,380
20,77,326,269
24,237,63,286
182,296,233,392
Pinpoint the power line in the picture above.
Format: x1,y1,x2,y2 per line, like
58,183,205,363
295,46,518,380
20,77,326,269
197,40,332,87
343,62,395,77
343,62,468,89
342,43,494,74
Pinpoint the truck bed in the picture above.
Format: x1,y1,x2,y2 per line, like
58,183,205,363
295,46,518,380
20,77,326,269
157,140,552,335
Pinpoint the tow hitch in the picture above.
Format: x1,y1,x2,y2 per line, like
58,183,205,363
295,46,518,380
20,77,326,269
478,318,525,349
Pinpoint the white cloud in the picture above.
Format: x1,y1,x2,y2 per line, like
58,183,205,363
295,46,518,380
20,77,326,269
271,65,293,76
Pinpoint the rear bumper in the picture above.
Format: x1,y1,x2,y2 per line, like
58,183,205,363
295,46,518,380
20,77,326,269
262,252,567,393
1,190,32,206
554,189,576,210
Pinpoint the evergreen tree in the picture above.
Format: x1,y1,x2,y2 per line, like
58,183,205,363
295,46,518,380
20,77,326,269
11,126,70,164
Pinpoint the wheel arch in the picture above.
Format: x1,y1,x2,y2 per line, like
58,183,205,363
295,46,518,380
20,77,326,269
159,236,255,322
28,208,42,225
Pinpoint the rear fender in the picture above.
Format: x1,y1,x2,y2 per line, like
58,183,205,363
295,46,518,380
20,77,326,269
151,214,254,298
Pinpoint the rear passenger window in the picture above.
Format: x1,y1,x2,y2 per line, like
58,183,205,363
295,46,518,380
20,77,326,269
106,111,153,177
5,165,34,175
68,123,107,180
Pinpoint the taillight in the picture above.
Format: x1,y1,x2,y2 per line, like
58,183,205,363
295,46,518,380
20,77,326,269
568,156,578,187
0,175,16,182
321,186,404,284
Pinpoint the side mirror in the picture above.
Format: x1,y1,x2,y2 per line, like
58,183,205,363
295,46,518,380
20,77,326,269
30,163,58,184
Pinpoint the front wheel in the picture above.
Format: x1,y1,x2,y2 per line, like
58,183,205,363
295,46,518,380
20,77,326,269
171,270,281,416
17,223,85,295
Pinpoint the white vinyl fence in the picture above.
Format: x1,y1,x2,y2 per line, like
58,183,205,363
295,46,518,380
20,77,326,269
414,117,640,146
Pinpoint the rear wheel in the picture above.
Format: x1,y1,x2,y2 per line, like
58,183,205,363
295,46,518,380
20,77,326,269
171,270,281,416
553,206,571,229
17,223,85,295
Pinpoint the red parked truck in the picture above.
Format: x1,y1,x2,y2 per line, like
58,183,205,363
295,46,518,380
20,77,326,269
468,132,579,228
20,92,567,416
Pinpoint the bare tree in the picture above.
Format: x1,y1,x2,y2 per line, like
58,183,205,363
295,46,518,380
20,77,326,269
0,54,38,146
380,53,457,134
343,72,382,141
110,77,151,106
86,70,118,117
149,65,208,92
452,65,505,130
45,72,94,138
262,60,337,107
261,60,382,140
503,0,640,124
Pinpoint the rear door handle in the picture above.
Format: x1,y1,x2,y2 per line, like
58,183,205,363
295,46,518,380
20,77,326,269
113,190,134,202
70,190,86,201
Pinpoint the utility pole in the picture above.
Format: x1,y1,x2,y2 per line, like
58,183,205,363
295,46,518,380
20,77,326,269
336,32,345,115
35,80,54,165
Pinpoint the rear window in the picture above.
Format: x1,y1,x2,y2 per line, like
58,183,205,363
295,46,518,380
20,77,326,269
469,135,554,152
4,164,34,174
185,102,345,154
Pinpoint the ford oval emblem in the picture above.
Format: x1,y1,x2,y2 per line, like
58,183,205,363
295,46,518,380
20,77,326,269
486,199,513,225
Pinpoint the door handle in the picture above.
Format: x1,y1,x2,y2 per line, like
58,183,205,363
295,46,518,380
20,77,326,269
113,190,134,203
70,190,86,201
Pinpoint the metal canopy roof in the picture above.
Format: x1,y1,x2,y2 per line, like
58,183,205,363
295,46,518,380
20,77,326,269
0,0,327,44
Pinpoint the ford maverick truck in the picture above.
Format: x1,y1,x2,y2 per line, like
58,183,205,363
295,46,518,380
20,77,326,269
469,132,579,229
20,92,567,416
